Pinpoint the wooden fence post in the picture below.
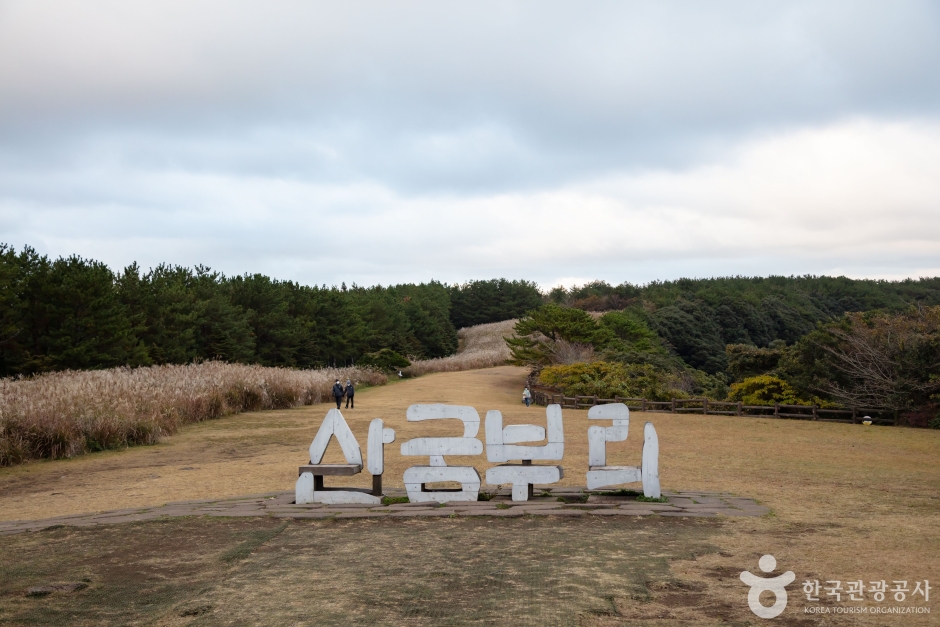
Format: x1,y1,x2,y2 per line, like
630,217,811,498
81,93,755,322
812,404,818,421
671,399,676,413
593,395,598,406
642,399,647,411
703,398,708,415
774,402,779,418
737,401,742,416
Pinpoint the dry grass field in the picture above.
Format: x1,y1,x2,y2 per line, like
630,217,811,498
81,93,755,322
0,362,387,465
1,364,938,625
2,515,726,627
404,319,515,376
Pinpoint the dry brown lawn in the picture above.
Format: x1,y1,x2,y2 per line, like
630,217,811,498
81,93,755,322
404,319,515,376
1,365,938,625
2,516,724,627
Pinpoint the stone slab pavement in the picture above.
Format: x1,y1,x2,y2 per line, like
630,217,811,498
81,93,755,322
0,489,770,535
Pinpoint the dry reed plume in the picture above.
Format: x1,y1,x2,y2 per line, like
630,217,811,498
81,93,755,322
404,319,515,377
0,362,386,466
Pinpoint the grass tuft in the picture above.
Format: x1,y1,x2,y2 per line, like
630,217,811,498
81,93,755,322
381,496,409,505
179,604,212,617
593,489,641,497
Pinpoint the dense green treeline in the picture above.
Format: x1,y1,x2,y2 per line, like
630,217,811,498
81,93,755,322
0,245,541,377
550,276,940,374
518,280,940,425
5,240,940,408
448,279,543,329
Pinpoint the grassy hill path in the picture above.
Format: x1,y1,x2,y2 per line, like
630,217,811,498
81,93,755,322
0,365,535,522
1,364,938,625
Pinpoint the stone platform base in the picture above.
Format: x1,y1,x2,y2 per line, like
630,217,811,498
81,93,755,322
0,489,770,535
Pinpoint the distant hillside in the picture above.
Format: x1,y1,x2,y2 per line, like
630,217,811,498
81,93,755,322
0,244,539,377
549,276,940,373
3,242,937,380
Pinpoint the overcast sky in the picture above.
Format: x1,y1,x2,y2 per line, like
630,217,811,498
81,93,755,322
1,1,939,289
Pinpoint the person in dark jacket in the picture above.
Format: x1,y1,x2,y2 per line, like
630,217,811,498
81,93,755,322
345,379,355,409
332,379,345,410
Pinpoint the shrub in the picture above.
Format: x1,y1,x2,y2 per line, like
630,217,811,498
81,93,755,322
813,307,940,413
538,361,694,401
727,375,835,407
725,343,785,380
649,301,728,374
358,349,411,372
507,304,607,366
727,375,800,406
898,405,939,429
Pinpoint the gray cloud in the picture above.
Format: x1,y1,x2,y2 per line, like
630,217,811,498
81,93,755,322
0,1,939,286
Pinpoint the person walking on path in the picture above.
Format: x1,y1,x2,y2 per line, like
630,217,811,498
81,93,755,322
523,386,532,407
332,379,345,410
345,379,355,409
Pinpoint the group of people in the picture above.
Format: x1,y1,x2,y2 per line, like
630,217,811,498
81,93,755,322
331,379,355,409
332,379,532,410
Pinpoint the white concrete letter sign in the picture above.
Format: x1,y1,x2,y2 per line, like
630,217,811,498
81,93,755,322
484,404,565,501
295,409,396,505
400,404,483,503
584,403,660,498
308,409,362,467
367,418,396,476
293,401,663,505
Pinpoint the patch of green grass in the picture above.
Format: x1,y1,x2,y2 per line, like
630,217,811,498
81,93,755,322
556,494,588,504
591,489,641,497
381,496,409,505
495,503,511,510
477,492,493,501
636,495,669,503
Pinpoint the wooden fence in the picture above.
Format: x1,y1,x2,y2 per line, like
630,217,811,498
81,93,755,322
530,390,895,425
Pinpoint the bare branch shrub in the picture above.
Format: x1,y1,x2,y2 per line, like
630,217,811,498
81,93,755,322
0,362,386,465
818,306,940,412
550,340,595,365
